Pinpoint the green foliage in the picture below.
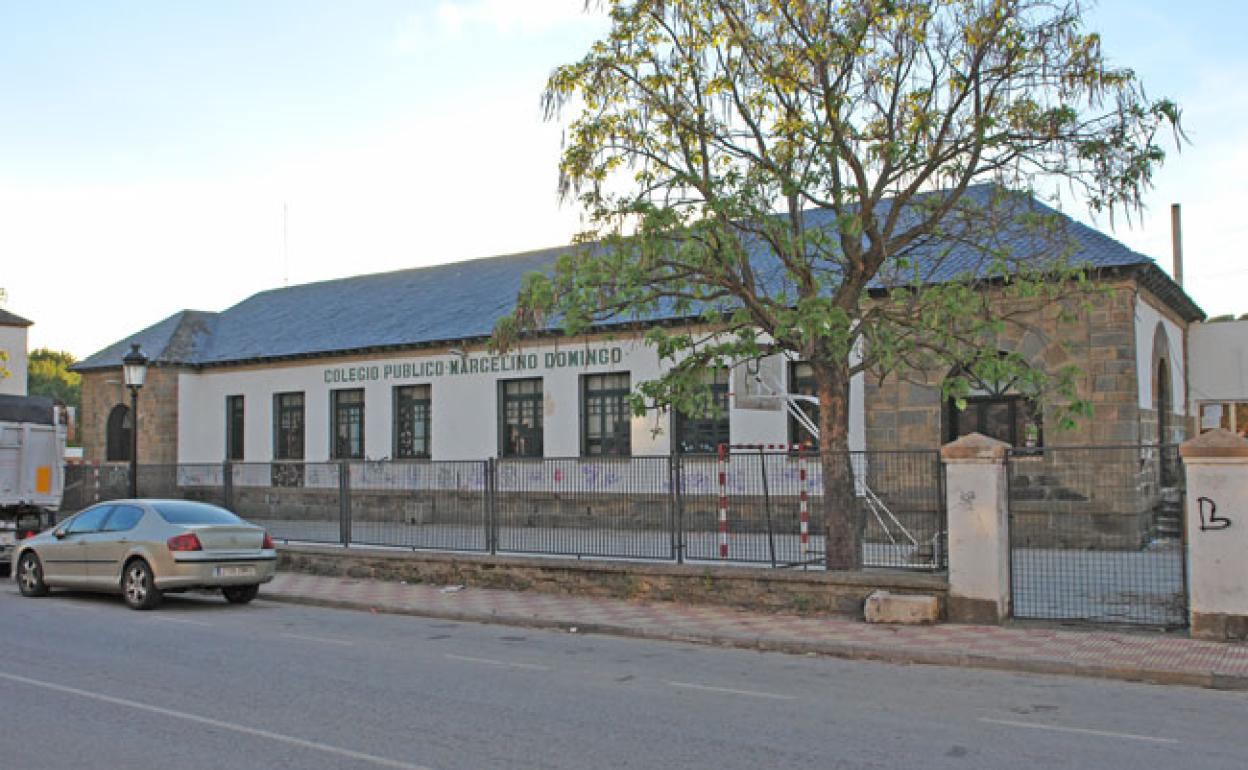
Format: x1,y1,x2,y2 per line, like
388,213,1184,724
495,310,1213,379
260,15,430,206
493,0,1182,566
27,348,82,411
497,0,1179,426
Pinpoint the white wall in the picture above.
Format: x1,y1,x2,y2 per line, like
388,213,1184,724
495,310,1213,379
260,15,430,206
1189,319,1248,407
1134,293,1186,413
176,337,868,463
1183,452,1248,638
0,325,28,396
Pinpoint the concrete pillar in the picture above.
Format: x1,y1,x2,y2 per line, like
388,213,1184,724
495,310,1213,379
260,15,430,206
941,433,1011,624
1180,429,1248,641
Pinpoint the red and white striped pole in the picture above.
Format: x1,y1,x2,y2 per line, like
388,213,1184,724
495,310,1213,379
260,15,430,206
798,454,809,560
717,443,729,560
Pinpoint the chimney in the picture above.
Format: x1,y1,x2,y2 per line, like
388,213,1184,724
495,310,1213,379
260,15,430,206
1170,203,1184,288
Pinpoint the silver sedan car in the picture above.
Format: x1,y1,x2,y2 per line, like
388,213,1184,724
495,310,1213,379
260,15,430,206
12,499,277,610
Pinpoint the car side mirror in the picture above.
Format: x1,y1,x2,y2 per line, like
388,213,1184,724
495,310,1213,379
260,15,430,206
53,528,67,539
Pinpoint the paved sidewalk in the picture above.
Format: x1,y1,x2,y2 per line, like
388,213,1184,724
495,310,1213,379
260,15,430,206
264,571,1248,691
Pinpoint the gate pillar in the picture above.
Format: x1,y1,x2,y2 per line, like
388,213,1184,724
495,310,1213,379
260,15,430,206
941,433,1011,624
1180,429,1248,641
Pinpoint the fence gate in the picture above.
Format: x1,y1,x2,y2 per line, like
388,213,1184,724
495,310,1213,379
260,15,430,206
1007,445,1188,628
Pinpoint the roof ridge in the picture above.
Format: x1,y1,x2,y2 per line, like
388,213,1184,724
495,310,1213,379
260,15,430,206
75,186,1197,371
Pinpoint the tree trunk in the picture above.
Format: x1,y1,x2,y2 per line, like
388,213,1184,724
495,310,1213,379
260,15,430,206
813,359,861,571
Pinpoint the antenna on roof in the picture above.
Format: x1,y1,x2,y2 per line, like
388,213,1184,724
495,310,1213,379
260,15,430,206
283,202,289,287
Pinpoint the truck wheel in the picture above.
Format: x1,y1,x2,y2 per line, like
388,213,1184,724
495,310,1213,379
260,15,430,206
17,552,49,597
122,559,162,610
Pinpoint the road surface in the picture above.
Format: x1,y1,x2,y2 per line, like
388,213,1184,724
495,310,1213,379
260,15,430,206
0,586,1241,769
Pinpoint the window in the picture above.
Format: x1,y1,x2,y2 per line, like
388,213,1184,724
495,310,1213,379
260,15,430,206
944,355,1042,448
226,395,244,461
788,362,819,450
101,504,143,533
947,396,1041,447
1200,401,1248,438
674,367,730,454
394,385,432,459
499,378,544,458
582,373,631,456
273,392,305,460
106,405,131,461
153,500,243,525
331,389,365,460
65,505,112,534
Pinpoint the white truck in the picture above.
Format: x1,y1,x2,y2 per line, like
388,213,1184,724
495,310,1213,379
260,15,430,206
0,395,66,575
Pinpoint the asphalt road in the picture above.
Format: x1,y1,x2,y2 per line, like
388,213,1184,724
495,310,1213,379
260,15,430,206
1,586,1243,770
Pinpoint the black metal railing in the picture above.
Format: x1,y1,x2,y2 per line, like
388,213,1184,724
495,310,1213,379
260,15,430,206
1006,444,1187,627
62,451,947,572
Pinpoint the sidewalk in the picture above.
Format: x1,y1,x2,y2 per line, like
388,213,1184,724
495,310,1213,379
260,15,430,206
263,571,1248,691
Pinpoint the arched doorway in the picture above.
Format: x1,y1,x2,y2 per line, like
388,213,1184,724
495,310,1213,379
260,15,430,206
1156,357,1171,443
1151,322,1175,445
106,404,131,461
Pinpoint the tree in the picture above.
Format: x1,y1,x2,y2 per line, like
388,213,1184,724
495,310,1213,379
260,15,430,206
28,348,82,412
494,0,1181,569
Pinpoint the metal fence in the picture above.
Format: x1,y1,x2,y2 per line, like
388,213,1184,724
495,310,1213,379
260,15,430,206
1007,445,1187,627
61,451,947,572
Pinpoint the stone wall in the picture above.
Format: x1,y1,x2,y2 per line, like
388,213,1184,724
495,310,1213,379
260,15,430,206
80,365,181,464
277,544,948,618
864,280,1147,450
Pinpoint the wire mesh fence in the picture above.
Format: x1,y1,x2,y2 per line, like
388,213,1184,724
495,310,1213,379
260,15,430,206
1007,445,1187,627
347,461,488,552
494,456,677,560
678,451,945,568
58,451,947,572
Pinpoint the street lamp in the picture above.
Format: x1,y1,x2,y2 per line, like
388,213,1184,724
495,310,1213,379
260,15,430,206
122,343,149,498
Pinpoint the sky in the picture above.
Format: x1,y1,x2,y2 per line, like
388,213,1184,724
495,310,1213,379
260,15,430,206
1,0,1245,360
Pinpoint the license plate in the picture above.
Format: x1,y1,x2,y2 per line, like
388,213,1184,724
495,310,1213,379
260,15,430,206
214,565,256,578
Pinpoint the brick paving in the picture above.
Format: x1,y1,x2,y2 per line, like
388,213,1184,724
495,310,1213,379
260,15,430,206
264,572,1248,690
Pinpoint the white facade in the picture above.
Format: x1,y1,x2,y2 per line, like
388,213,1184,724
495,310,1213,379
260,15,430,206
0,324,28,396
1189,318,1248,434
1133,292,1186,414
177,335,868,464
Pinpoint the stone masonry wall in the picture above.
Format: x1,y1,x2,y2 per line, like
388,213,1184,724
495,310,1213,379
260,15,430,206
278,544,948,618
80,366,181,465
864,280,1145,451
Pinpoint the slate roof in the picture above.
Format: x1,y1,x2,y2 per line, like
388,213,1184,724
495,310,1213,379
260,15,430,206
0,308,32,327
74,186,1203,371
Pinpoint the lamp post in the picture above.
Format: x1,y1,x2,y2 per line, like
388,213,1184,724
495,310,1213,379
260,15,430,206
122,343,149,498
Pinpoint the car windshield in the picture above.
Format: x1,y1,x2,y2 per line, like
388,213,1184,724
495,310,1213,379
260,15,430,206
152,501,244,526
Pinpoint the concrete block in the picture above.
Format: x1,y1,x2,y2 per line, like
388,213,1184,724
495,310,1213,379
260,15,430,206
864,590,939,625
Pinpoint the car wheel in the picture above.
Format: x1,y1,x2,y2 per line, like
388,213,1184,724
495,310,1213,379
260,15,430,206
222,584,260,604
122,559,162,610
17,552,49,597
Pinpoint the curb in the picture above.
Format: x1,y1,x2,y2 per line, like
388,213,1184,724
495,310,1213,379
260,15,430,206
262,592,1248,692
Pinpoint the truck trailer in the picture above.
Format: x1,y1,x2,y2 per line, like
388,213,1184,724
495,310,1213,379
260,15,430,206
0,394,66,574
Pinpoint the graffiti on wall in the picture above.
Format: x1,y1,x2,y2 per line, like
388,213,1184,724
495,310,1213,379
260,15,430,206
1197,497,1232,531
